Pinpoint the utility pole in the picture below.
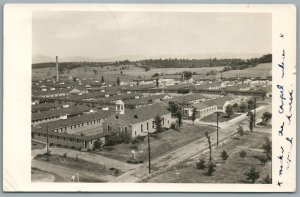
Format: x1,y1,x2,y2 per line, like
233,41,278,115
147,131,151,174
253,97,257,127
46,123,49,157
216,112,219,146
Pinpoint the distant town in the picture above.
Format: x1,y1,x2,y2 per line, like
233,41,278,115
31,55,272,184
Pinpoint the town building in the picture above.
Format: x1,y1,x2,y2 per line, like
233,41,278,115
103,101,172,138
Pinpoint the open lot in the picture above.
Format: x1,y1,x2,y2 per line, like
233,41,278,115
94,124,215,163
145,130,271,183
33,154,123,182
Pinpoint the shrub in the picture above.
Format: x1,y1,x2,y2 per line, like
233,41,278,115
206,162,216,176
196,158,206,170
263,175,272,184
170,123,176,129
71,146,76,149
245,167,260,183
57,144,61,147
114,169,120,175
253,155,268,165
62,153,67,158
239,150,247,160
103,146,114,151
220,151,229,161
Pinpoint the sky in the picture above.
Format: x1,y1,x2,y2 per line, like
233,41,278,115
32,11,272,61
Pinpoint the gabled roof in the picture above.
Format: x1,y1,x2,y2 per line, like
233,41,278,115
106,103,170,125
33,110,115,131
32,105,91,120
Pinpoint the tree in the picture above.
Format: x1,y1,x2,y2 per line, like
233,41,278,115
249,112,254,131
225,104,234,118
168,101,179,116
245,167,260,183
73,77,77,82
239,102,248,112
237,125,244,137
93,68,97,75
176,112,183,128
156,77,159,88
262,136,272,160
183,71,192,81
247,98,255,110
261,112,272,125
239,150,247,160
101,76,104,84
93,139,102,150
220,150,229,161
196,158,206,170
154,115,163,133
192,108,197,125
117,77,120,86
205,131,212,162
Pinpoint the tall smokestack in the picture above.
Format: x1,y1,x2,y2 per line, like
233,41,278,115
56,56,59,82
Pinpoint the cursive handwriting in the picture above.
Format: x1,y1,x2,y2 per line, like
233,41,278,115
277,85,286,114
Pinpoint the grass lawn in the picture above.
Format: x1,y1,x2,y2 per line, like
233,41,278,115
93,124,215,163
145,131,271,184
34,154,123,179
31,141,46,150
201,112,241,123
31,167,63,182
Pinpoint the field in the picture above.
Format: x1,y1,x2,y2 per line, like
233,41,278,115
93,124,215,162
217,63,272,79
144,130,272,183
32,64,225,81
33,154,122,182
32,62,271,81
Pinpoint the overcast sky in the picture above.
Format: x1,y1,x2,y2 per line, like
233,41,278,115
32,11,271,60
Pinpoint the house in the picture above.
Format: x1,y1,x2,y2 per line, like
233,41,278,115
31,110,115,149
103,101,172,138
183,95,244,119
159,78,175,87
31,102,61,113
170,93,208,105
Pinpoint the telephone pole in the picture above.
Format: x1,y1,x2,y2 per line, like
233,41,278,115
46,123,49,157
147,131,151,174
216,112,220,146
253,97,257,127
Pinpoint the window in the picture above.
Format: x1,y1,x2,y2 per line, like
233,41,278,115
82,123,84,126
94,120,96,123
87,122,89,125
141,124,143,132
135,131,137,136
108,125,111,131
74,125,76,128
152,121,156,128
71,126,73,129
76,139,79,143
147,122,149,130
56,136,59,140
163,118,164,125
38,133,40,137
61,128,63,132
63,137,65,141
124,127,127,132
64,127,67,131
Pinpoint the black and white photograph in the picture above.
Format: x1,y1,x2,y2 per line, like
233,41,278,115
3,4,296,192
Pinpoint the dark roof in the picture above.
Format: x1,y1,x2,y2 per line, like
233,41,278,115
32,88,70,96
32,105,91,120
32,103,61,111
107,103,170,125
124,94,167,106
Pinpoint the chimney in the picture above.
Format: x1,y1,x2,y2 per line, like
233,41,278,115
56,56,59,82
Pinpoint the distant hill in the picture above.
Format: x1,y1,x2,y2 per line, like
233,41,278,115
32,53,266,64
